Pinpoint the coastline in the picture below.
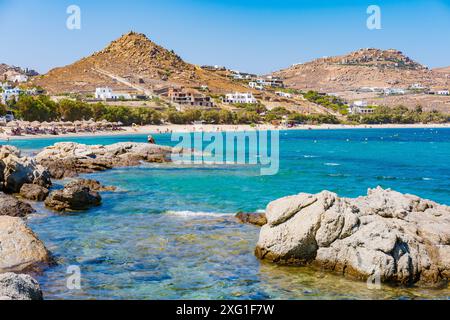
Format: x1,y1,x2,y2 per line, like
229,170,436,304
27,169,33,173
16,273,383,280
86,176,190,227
1,123,449,141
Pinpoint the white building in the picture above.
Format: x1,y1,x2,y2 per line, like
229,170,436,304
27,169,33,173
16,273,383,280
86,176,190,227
353,100,368,107
223,92,257,104
384,88,406,95
275,91,292,98
410,83,426,90
10,74,28,83
95,87,114,100
256,76,284,88
1,88,22,104
249,82,264,90
436,90,449,96
95,87,132,100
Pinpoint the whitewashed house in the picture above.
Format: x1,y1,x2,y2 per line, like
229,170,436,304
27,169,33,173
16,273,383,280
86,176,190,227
1,88,22,104
95,87,131,100
275,91,292,98
249,82,264,90
348,101,374,115
436,90,449,96
95,87,114,100
223,92,257,104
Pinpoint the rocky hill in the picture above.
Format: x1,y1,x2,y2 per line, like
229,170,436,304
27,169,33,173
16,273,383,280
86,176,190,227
32,32,247,95
272,48,446,92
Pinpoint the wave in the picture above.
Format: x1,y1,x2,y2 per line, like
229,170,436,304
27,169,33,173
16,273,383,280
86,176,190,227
164,210,233,217
303,155,319,158
324,163,341,166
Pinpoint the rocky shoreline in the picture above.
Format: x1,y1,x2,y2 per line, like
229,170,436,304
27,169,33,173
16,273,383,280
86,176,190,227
1,141,449,298
0,141,173,300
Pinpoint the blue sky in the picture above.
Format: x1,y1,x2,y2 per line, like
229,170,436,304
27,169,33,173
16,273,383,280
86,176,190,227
0,0,449,74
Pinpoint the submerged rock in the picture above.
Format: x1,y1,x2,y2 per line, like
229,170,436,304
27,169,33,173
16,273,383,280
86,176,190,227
236,212,267,227
0,216,52,273
19,184,50,202
0,193,35,217
0,145,52,193
65,179,116,192
255,187,450,287
45,183,102,212
0,273,43,300
36,142,173,179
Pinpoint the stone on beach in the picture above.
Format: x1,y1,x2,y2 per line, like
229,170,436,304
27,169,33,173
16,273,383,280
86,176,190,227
0,193,35,217
0,145,52,193
255,187,450,286
45,182,102,212
36,142,173,179
0,273,43,300
0,216,52,273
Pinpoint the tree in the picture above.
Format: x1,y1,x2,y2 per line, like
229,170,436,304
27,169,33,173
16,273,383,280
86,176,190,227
0,103,6,116
14,96,58,121
58,99,93,121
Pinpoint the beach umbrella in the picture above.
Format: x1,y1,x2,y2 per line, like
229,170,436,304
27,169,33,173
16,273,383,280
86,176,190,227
31,121,40,127
6,121,18,127
74,120,83,126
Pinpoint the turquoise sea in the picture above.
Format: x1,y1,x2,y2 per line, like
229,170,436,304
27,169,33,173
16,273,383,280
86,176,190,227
3,128,450,300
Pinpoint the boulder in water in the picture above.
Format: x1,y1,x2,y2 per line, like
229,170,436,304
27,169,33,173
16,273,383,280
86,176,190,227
255,187,450,286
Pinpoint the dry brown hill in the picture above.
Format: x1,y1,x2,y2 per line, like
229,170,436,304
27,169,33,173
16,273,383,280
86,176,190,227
33,32,248,95
273,48,446,92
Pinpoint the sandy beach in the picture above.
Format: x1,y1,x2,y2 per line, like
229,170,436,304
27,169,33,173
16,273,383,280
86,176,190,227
1,123,449,141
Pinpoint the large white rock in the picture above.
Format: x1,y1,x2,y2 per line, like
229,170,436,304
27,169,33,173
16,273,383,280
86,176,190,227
0,216,52,273
256,187,450,286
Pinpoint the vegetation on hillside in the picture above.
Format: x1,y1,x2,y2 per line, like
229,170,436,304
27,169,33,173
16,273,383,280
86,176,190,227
3,96,449,126
347,106,450,124
303,91,348,115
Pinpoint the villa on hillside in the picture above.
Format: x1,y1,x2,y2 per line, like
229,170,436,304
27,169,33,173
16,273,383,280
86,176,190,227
347,100,375,115
256,76,285,88
228,71,257,81
223,92,257,104
436,89,450,96
95,87,132,101
1,87,22,104
275,91,292,98
384,88,406,95
249,82,264,90
167,87,214,107
3,70,29,83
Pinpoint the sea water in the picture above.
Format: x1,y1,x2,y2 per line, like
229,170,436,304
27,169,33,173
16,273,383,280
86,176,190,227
3,128,450,299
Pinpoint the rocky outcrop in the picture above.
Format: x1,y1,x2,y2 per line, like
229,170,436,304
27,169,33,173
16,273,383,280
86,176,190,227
236,212,267,227
36,142,173,179
65,179,116,192
255,187,450,286
19,184,50,202
0,145,52,193
0,193,35,217
0,216,52,273
0,273,43,300
45,183,102,212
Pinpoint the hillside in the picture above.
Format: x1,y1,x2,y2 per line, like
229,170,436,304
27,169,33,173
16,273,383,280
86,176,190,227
32,32,248,95
273,48,446,92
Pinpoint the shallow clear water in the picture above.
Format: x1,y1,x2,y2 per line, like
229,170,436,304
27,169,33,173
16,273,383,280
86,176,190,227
3,128,450,299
